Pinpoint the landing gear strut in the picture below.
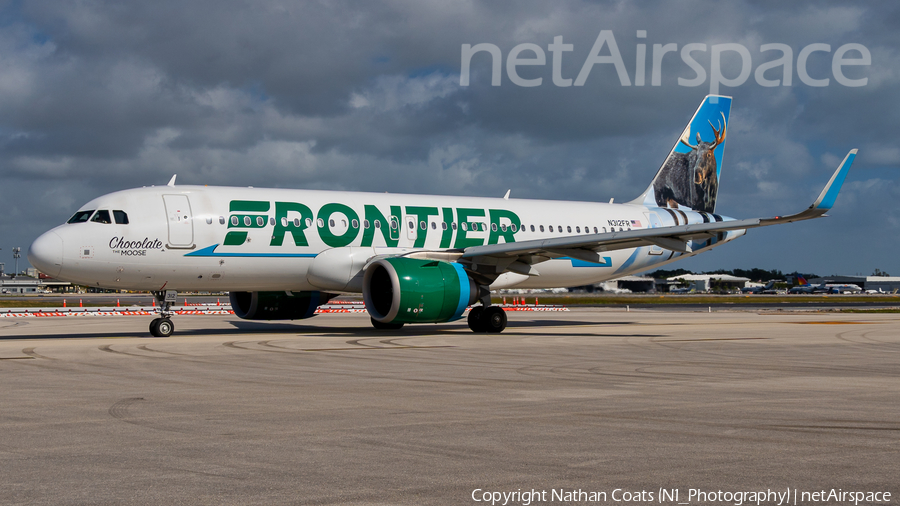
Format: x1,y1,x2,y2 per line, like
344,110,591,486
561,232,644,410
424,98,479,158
149,290,177,337
467,293,507,333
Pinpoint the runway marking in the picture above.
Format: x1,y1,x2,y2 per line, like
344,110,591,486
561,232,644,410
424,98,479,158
792,321,875,325
655,337,770,342
0,356,34,360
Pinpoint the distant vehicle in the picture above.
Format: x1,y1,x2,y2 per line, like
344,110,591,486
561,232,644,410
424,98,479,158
741,280,776,294
670,286,695,294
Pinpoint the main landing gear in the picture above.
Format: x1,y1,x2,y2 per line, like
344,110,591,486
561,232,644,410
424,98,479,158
149,290,177,337
467,302,507,333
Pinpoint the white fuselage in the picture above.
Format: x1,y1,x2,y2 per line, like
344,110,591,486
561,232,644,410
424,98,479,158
29,185,743,292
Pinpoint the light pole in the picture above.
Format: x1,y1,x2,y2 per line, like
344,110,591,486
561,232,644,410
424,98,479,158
12,247,21,276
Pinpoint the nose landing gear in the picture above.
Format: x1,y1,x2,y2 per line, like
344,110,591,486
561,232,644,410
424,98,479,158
149,290,177,337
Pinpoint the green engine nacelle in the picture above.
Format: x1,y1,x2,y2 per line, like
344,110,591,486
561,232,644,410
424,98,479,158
363,258,478,324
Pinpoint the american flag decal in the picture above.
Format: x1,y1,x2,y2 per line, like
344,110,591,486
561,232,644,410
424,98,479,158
631,220,642,227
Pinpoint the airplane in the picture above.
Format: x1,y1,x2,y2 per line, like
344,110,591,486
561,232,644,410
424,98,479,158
824,283,863,294
788,276,829,294
28,95,858,337
740,280,777,294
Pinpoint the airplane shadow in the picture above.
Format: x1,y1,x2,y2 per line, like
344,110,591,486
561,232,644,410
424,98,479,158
0,319,647,340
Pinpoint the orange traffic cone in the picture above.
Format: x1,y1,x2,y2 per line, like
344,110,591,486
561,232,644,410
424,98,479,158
63,299,66,307
79,299,83,307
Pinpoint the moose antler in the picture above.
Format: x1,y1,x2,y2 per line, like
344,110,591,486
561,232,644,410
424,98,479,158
679,126,696,149
708,111,726,149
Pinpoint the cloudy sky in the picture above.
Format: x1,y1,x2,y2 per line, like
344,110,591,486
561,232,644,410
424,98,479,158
1,0,897,277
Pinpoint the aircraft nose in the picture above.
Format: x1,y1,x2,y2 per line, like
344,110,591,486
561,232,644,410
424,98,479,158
28,231,63,278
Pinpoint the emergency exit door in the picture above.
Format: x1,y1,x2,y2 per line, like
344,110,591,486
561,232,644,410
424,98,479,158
163,194,194,248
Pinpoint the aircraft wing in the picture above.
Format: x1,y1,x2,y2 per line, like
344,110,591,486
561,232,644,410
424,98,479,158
459,149,857,274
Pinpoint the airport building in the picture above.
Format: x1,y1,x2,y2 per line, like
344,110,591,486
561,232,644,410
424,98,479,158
666,274,750,292
809,276,900,293
0,275,72,294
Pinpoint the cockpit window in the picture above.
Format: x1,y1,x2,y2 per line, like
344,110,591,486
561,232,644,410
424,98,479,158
67,210,95,223
113,210,129,224
91,210,112,224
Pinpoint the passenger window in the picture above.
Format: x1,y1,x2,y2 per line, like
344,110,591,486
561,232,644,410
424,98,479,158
511,224,517,232
219,216,225,225
231,216,239,226
67,210,95,223
113,210,129,224
206,217,213,225
594,227,598,233
461,223,468,231
374,220,380,229
281,217,288,227
451,222,457,230
364,220,370,229
492,223,498,232
306,218,312,227
244,216,251,226
431,222,436,230
539,225,544,232
352,219,359,228
269,217,275,226
257,216,265,227
329,219,335,228
549,225,554,232
317,218,324,227
390,219,398,230
91,210,112,224
420,221,426,230
567,226,572,233
441,222,447,230
501,224,507,232
575,226,580,233
530,225,535,232
294,218,301,227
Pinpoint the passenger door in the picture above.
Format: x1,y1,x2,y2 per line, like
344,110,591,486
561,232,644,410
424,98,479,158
163,195,194,248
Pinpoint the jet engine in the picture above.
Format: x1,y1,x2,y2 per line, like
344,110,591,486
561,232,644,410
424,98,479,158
229,290,334,320
362,258,479,324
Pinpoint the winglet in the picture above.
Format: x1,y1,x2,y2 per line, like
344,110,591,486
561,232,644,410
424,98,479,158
503,189,510,200
759,149,858,226
812,149,857,210
167,174,177,187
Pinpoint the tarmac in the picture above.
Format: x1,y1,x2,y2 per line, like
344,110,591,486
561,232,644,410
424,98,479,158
1,309,898,505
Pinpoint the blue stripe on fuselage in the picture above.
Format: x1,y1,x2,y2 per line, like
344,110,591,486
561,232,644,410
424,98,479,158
185,244,317,257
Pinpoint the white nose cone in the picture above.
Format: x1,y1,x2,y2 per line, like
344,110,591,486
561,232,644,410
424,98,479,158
28,231,63,278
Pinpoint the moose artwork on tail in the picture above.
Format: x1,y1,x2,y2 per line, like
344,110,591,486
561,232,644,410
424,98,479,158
652,112,726,213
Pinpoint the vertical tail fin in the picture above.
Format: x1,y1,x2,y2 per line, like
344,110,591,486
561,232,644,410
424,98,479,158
631,95,732,213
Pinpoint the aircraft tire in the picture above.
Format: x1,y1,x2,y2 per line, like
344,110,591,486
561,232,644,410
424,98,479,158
156,318,174,337
467,306,485,332
371,317,404,330
482,306,507,333
149,318,161,337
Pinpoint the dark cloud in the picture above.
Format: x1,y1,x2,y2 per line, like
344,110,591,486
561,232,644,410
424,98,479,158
1,0,898,276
